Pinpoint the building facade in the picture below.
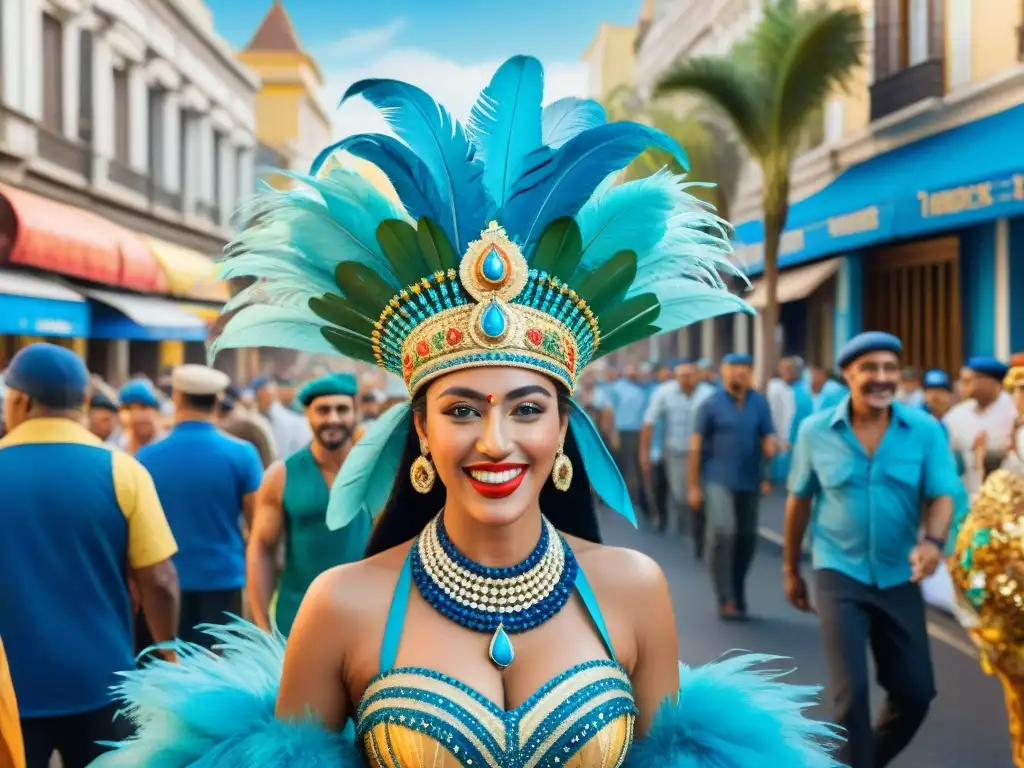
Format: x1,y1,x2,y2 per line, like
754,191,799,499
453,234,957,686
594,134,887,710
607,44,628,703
637,0,1024,381
0,0,258,382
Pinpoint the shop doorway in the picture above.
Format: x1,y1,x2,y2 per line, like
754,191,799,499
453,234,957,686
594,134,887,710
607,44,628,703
863,236,961,373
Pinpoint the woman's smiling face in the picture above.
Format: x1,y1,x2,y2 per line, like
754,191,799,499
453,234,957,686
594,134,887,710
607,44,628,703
415,367,568,527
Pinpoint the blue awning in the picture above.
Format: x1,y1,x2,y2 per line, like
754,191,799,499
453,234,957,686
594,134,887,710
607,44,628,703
84,288,209,342
0,270,89,337
734,104,1024,272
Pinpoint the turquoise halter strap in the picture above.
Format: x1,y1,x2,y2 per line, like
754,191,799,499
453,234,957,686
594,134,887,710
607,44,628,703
379,547,616,673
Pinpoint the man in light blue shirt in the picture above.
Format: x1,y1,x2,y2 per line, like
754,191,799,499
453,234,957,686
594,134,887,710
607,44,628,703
783,331,958,768
602,364,650,510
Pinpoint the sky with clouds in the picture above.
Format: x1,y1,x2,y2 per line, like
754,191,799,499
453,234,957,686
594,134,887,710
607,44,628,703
207,0,641,139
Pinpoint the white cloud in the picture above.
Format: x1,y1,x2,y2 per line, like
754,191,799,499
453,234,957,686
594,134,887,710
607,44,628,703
319,19,407,62
314,44,589,140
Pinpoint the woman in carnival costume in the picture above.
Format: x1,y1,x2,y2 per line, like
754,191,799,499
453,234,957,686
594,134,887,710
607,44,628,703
93,57,840,768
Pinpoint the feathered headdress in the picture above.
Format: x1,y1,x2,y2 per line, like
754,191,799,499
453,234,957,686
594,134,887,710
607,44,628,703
212,55,753,526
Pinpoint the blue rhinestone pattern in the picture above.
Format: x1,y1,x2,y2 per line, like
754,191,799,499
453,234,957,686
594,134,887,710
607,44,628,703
356,660,636,767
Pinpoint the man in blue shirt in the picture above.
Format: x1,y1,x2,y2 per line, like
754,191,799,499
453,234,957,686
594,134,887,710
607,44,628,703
601,364,651,512
689,353,775,619
784,332,959,768
137,365,264,650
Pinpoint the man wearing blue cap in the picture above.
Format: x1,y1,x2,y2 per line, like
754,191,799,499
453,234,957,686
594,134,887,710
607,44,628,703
0,343,180,767
945,356,1017,495
118,379,164,456
688,352,775,619
783,331,960,768
252,374,311,457
136,365,263,651
921,368,954,421
247,373,371,636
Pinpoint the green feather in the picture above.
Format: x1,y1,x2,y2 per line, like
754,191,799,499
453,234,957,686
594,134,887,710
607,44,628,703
417,217,459,272
596,323,661,356
308,295,376,338
334,262,397,315
574,249,637,315
596,293,660,342
376,219,428,286
530,217,582,280
320,326,377,361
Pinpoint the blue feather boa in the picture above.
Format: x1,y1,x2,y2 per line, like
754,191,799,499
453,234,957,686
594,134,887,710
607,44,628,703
92,621,840,767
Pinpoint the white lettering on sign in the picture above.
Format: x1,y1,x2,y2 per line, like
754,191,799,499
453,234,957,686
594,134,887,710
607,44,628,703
827,206,880,237
917,181,994,218
780,229,805,255
34,319,74,335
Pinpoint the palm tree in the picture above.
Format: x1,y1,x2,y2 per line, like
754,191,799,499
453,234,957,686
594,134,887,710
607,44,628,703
656,0,863,387
603,85,742,222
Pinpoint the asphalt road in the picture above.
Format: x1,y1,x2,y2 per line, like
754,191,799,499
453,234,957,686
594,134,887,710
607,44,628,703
599,508,1011,767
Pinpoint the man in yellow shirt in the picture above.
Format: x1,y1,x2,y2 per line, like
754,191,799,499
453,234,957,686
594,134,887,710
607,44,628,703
0,636,24,768
0,344,181,768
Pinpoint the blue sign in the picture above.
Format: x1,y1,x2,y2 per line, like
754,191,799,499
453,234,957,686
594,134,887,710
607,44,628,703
0,294,89,337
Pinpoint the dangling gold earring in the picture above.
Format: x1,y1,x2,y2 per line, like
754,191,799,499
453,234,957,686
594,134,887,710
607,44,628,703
410,439,436,494
551,443,573,492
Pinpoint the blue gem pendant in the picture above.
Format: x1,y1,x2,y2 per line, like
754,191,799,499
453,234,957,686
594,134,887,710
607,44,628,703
488,623,515,668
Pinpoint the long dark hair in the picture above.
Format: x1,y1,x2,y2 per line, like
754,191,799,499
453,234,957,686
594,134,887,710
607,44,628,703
365,384,602,557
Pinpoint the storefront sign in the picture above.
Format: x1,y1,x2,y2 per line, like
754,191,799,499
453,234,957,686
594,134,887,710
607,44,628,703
827,206,881,237
916,174,1024,220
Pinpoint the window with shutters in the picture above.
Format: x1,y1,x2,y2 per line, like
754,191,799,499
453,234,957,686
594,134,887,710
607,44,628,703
41,14,63,132
148,87,165,185
870,0,945,121
113,68,130,164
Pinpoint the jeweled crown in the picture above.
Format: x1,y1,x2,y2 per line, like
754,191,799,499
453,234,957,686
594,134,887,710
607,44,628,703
373,221,597,394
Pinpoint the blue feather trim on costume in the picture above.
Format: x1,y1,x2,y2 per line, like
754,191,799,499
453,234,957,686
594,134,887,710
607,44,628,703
92,622,839,768
624,654,843,768
91,621,360,768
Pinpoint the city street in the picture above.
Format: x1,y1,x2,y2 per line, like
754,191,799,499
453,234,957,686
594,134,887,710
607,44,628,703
599,507,1011,767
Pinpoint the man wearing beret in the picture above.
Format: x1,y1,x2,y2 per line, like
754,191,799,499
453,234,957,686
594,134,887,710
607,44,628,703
247,373,372,636
136,365,264,651
688,352,776,620
87,391,120,446
0,344,180,767
783,331,961,768
118,379,164,456
945,356,1017,494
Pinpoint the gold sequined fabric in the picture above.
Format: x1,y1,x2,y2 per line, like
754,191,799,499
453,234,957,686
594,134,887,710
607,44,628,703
356,662,635,768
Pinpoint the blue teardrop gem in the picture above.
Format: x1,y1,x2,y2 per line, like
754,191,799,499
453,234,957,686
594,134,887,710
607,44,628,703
488,624,515,668
481,303,507,338
481,248,506,282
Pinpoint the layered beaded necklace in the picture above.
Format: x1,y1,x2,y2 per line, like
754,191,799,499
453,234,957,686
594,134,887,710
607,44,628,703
411,513,578,669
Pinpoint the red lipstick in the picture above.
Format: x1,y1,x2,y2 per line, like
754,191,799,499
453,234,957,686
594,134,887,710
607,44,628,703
463,463,528,499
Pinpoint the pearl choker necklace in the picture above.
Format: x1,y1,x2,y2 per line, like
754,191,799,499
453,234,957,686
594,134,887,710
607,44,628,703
411,513,578,668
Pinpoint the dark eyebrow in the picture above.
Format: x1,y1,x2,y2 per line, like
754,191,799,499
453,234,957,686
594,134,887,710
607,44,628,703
437,385,553,401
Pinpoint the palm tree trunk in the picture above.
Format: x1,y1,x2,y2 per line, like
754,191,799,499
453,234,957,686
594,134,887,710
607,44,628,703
758,175,789,391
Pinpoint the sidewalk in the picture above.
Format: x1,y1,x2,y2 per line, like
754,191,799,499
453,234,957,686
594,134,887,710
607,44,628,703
755,489,978,659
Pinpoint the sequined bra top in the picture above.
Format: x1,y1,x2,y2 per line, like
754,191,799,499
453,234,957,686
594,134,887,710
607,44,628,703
355,549,637,767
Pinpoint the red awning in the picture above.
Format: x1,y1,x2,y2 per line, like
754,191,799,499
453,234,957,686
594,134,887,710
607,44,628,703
0,184,166,293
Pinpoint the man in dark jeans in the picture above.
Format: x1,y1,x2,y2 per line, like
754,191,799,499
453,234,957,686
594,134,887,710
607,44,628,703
783,331,958,768
0,344,180,767
688,353,775,619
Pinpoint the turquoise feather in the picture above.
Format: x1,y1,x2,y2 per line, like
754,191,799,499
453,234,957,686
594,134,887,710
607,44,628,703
501,122,690,248
341,78,490,251
624,655,842,767
568,399,636,525
646,278,755,334
208,306,337,362
467,55,545,210
326,402,412,529
541,97,607,149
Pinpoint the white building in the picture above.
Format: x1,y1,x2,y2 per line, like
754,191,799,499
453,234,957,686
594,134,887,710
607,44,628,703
0,0,260,380
0,0,258,247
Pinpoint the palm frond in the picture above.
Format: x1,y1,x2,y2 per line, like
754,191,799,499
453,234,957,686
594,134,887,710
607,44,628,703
655,58,770,159
772,5,864,149
747,0,800,80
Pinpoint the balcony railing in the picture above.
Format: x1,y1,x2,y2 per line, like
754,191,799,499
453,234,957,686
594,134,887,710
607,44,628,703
36,128,91,177
195,199,221,225
870,59,945,122
108,159,149,196
152,185,182,212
